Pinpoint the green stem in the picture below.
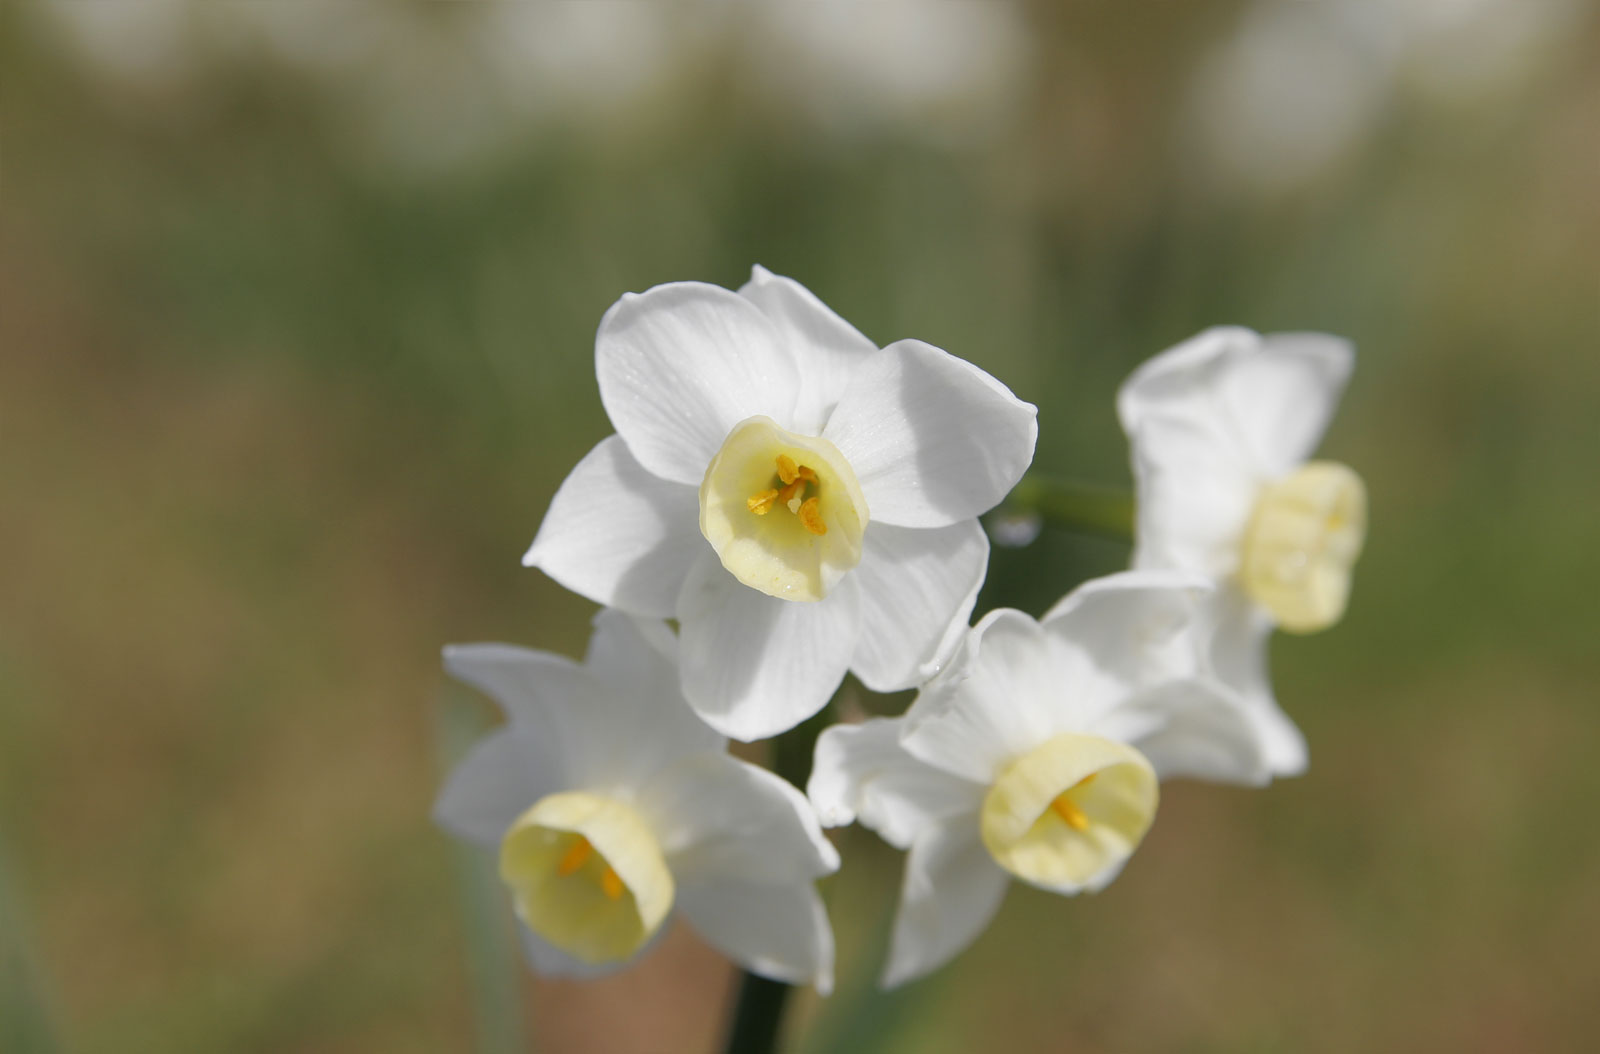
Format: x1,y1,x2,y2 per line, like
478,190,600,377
1000,475,1135,543
720,701,836,1054
435,693,527,1054
722,972,793,1054
1,836,57,1054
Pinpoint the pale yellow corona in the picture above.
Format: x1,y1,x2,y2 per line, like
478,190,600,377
700,416,869,602
499,791,673,964
980,733,1158,891
1240,461,1367,634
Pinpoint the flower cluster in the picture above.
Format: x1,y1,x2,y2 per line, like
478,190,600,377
435,270,1366,992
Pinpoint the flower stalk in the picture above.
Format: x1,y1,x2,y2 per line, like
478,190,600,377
999,475,1135,543
720,700,837,1054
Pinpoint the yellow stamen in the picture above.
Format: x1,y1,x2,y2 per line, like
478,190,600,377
747,454,828,525
600,866,624,901
1050,795,1091,832
798,496,827,536
750,456,823,519
557,835,593,876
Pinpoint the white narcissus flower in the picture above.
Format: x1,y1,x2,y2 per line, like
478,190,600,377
808,572,1268,988
1119,327,1367,777
435,609,840,991
525,266,1038,741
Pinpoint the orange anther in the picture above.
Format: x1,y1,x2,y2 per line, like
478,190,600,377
747,488,780,515
557,836,594,876
600,866,624,901
1051,795,1091,832
775,454,800,486
798,497,827,536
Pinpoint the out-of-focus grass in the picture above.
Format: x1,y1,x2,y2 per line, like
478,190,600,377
3,1,1598,1051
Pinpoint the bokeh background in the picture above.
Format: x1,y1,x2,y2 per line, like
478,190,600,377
4,1,1599,1051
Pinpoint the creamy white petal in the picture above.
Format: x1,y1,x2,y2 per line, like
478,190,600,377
1119,326,1353,483
1211,587,1308,777
1127,415,1260,578
596,282,801,485
1220,332,1354,478
1090,678,1269,786
444,615,720,794
676,879,836,994
1038,570,1216,725
522,435,705,617
675,553,860,741
881,822,1009,989
899,609,1067,785
849,520,989,692
808,719,986,850
433,727,564,848
642,753,838,886
577,609,726,787
738,265,878,434
443,644,591,752
822,340,1038,529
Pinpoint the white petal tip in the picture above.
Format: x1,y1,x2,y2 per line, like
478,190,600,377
815,805,855,829
878,964,919,990
817,840,842,874
691,700,829,744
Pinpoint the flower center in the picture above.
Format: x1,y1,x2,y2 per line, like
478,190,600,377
700,416,869,603
1239,460,1367,634
499,791,673,964
746,453,828,535
980,733,1158,893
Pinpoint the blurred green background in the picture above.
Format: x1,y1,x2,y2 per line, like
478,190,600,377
4,1,1598,1051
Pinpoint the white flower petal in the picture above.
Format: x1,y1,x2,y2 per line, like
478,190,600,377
1119,326,1353,482
822,340,1038,529
899,609,1067,785
596,282,801,485
577,609,727,786
642,753,838,886
1212,587,1308,777
738,265,879,434
849,520,989,692
1039,570,1216,719
1221,332,1355,478
881,822,1009,989
444,614,721,794
1090,678,1270,786
808,719,985,850
675,553,860,741
522,435,705,617
442,643,591,749
676,879,835,994
1127,415,1260,579
433,727,563,848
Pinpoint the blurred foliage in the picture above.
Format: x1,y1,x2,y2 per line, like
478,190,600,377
3,0,1598,1051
